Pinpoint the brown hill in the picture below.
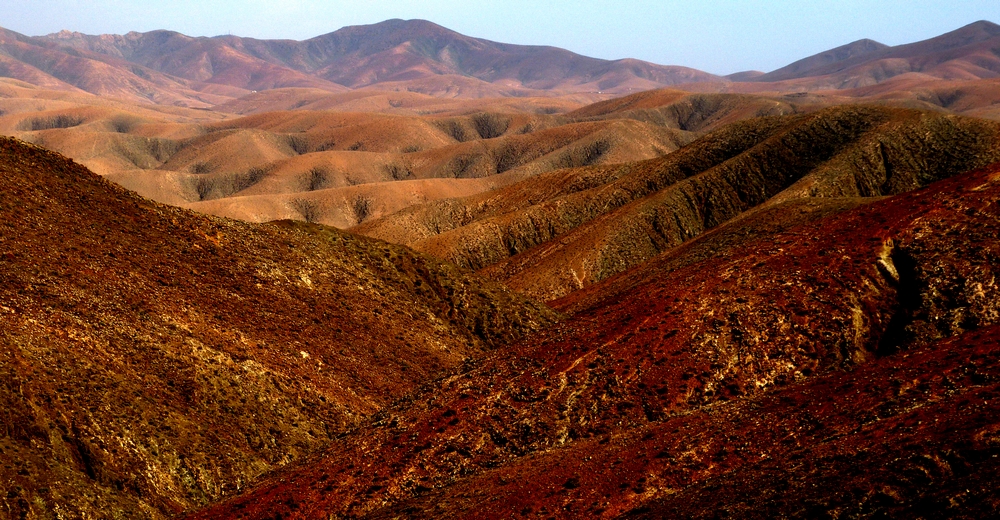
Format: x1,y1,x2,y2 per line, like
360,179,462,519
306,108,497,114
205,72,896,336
566,90,817,131
755,38,891,82
753,20,1000,87
8,99,691,228
357,106,1000,302
18,19,719,102
0,27,232,107
184,157,1000,519
0,136,557,518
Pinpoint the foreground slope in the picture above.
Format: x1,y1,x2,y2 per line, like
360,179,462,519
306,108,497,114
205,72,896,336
187,157,1000,518
0,137,557,518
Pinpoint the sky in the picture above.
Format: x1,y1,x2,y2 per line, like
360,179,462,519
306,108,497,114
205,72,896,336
0,0,997,75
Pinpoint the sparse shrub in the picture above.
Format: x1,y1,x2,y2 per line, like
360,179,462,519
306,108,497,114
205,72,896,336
471,112,510,139
109,115,140,133
491,142,521,174
302,166,331,191
402,144,421,153
18,114,85,131
352,195,373,224
286,134,309,155
193,177,215,201
517,123,536,135
190,162,212,174
147,138,178,163
316,141,337,152
115,137,178,168
384,162,412,181
436,119,472,142
227,166,268,193
190,165,269,201
557,139,612,169
290,198,322,223
388,99,404,108
347,141,364,151
449,155,479,178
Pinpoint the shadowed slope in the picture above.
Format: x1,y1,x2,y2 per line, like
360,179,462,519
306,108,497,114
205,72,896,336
121,111,687,227
0,137,557,518
567,90,810,132
359,106,1000,301
184,159,1000,519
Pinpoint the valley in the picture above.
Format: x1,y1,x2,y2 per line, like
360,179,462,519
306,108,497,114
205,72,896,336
1,16,999,519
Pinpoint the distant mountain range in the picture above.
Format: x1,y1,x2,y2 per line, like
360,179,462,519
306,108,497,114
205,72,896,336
751,19,1000,87
0,19,997,106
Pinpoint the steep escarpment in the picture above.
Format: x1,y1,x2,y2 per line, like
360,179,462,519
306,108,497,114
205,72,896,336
185,160,1000,519
0,136,558,518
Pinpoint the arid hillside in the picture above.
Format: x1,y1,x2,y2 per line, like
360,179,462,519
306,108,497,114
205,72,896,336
0,136,557,518
3,17,1000,520
358,105,1000,301
185,155,1000,519
753,20,1000,86
0,18,720,106
2,87,719,228
2,19,1000,236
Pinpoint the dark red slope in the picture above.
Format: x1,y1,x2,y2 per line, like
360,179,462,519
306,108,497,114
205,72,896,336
0,136,556,518
184,160,1000,518
624,327,1000,519
369,324,1000,519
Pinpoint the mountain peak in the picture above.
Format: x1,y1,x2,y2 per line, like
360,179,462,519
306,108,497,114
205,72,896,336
755,38,889,81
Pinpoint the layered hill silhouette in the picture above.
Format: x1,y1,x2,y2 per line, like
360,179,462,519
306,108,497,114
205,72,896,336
0,136,556,517
751,20,1000,88
3,16,1000,520
4,87,721,228
0,19,719,105
1,19,997,108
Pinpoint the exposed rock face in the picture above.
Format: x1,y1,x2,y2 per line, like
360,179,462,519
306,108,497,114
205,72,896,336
0,136,558,518
184,159,1000,518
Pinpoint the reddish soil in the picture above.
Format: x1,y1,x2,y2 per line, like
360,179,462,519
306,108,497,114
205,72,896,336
184,159,1000,519
0,136,557,517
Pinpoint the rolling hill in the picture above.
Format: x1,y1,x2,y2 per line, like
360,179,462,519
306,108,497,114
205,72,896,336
184,154,1000,519
357,105,1000,301
3,16,1000,520
752,20,1000,88
0,136,557,518
0,19,723,106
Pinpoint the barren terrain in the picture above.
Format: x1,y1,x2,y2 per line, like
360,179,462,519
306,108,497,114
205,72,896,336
1,16,1000,520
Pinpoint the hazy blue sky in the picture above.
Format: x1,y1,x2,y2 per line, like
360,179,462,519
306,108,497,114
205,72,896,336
1,1,997,74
